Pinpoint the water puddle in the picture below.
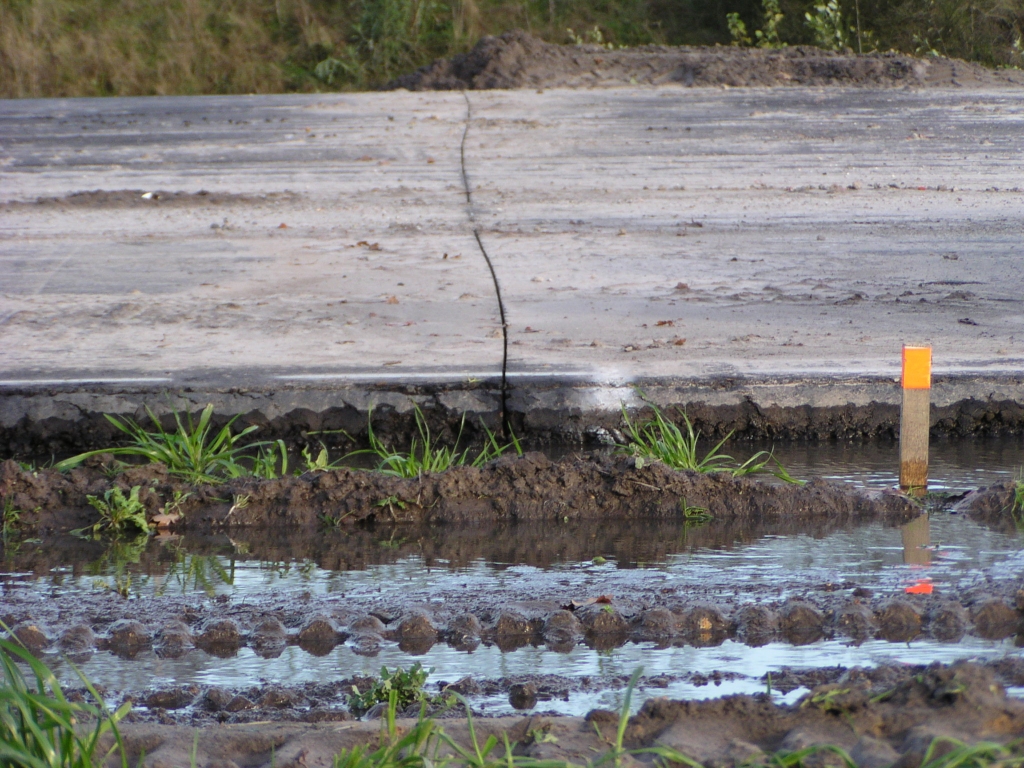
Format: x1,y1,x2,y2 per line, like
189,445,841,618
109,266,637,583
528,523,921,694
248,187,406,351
3,436,1023,715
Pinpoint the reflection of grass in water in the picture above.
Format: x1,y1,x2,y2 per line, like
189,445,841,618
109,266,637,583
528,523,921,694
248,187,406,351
261,559,318,583
158,551,236,598
86,534,149,598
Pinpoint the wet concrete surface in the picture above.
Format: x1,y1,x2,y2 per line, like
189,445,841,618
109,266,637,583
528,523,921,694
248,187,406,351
2,87,1024,450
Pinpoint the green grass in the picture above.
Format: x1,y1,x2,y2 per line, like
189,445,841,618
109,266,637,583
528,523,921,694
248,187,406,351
355,407,521,479
55,404,263,484
619,400,801,483
1,0,1020,99
0,632,131,768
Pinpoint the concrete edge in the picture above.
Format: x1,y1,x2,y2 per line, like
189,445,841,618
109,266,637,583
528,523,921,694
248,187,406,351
2,371,1023,457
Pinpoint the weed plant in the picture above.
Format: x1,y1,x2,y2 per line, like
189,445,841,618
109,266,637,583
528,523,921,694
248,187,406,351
0,632,131,768
348,662,444,715
80,486,148,537
619,401,801,483
56,404,263,484
357,407,521,478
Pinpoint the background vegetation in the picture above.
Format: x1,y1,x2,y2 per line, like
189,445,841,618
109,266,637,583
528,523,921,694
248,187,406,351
1,0,1021,97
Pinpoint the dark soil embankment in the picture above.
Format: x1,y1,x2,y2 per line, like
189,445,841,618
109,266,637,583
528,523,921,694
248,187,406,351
955,482,1021,534
0,453,915,534
103,662,1024,767
389,30,1024,91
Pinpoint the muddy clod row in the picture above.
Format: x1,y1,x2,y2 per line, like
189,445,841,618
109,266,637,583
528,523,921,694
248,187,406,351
9,595,1023,660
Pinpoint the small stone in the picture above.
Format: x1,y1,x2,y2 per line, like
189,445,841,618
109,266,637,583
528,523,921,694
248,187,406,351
543,610,581,639
349,615,387,634
396,612,437,640
444,676,482,696
493,611,532,636
836,602,875,637
735,605,777,645
849,736,899,768
349,634,382,657
154,621,194,659
298,614,338,645
575,603,629,635
877,600,922,642
202,687,233,711
636,607,678,639
259,687,301,708
11,622,49,654
509,683,538,710
930,602,968,642
972,599,1019,640
225,695,256,712
108,620,151,650
57,624,96,654
196,618,242,648
682,605,728,636
447,613,482,641
145,687,198,710
779,601,825,635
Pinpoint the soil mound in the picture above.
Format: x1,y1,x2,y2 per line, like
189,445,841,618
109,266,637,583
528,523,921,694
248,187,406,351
0,453,916,533
388,30,1024,91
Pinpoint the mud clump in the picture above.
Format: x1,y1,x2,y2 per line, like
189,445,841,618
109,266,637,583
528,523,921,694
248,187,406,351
0,453,918,535
389,30,1024,92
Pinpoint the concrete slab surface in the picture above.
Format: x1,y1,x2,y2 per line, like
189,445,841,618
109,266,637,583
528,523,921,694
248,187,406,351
1,86,1023,436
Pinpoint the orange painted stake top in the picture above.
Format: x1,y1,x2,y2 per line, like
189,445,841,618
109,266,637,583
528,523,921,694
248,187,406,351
902,346,932,390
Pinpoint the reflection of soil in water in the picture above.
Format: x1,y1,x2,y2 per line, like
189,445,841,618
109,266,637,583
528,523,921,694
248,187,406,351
1,515,906,583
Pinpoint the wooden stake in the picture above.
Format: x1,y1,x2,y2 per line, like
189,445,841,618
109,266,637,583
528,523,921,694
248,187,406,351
900,345,931,491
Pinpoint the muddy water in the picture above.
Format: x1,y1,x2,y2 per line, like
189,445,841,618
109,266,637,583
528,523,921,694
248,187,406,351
750,437,1024,492
4,437,1023,715
8,514,1024,715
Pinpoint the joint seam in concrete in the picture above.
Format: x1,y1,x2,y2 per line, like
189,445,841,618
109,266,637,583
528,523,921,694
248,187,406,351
461,90,510,434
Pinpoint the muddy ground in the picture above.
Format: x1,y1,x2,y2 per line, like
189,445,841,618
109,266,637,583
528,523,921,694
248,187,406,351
390,30,1024,91
4,460,1024,763
79,662,1024,767
0,452,918,534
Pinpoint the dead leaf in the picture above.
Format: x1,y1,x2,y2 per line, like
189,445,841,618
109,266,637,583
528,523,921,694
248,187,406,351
673,337,687,346
278,223,288,229
367,243,382,251
655,320,674,327
385,296,399,304
151,513,180,528
675,282,689,291
357,155,374,162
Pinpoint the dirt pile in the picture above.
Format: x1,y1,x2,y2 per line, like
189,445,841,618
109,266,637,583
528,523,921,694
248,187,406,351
389,30,1024,91
955,482,1020,533
108,662,1024,767
0,453,916,533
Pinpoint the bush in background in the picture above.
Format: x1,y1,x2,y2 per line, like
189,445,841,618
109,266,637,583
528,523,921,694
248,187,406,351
0,0,1020,97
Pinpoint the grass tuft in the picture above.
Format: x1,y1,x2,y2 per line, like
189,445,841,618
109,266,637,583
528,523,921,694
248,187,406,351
355,406,521,479
0,630,131,768
619,399,801,483
56,404,263,484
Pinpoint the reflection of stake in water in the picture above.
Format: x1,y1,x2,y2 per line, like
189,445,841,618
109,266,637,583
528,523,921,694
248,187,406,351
901,515,931,566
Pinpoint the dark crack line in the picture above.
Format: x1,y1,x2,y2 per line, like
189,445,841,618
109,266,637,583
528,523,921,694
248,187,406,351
461,90,510,436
